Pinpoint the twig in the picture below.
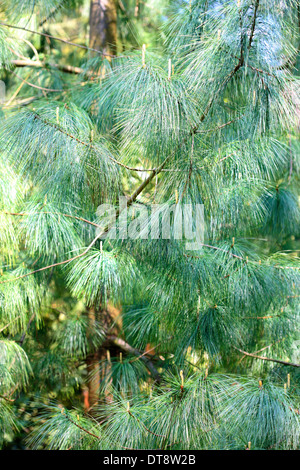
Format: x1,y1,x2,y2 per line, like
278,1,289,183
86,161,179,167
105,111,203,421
0,316,21,333
127,407,165,438
237,338,286,364
0,394,15,403
7,69,62,92
0,21,118,58
32,112,159,172
2,210,101,229
129,343,160,363
233,346,300,368
196,116,244,134
11,58,85,75
248,0,260,50
63,413,101,440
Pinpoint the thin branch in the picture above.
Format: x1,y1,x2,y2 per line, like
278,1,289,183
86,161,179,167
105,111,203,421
7,69,62,92
32,113,159,172
0,154,170,285
11,58,85,75
4,70,32,106
185,247,299,272
233,346,300,368
0,316,21,333
0,21,119,58
129,343,160,363
288,135,293,184
181,133,194,200
0,234,100,285
126,407,165,438
0,394,15,403
39,5,62,26
248,0,260,50
2,210,101,229
245,314,282,319
237,335,289,365
185,244,244,261
3,96,37,108
62,413,101,440
196,115,244,134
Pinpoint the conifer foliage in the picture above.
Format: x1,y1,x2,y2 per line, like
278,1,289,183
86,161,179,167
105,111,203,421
0,0,299,450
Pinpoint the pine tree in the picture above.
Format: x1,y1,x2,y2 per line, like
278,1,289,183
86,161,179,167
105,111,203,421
0,0,299,450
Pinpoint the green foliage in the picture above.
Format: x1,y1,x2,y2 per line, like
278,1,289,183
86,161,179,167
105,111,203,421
0,273,45,333
26,372,300,450
0,0,299,451
55,315,105,358
1,101,121,205
67,248,137,306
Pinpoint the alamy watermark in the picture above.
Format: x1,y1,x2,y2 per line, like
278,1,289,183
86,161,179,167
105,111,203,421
96,197,205,251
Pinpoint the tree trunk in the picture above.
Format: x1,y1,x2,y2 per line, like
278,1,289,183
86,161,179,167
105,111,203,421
86,351,100,411
85,305,117,412
89,0,117,56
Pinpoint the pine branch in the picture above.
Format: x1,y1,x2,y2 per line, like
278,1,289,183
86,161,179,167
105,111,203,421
233,346,300,368
0,153,170,285
11,59,85,75
248,0,260,51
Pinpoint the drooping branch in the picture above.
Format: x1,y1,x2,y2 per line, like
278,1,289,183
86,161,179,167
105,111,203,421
2,210,101,228
31,113,159,172
61,411,101,440
0,21,118,58
7,69,62,92
233,346,300,368
0,316,21,333
248,0,260,50
0,394,15,403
